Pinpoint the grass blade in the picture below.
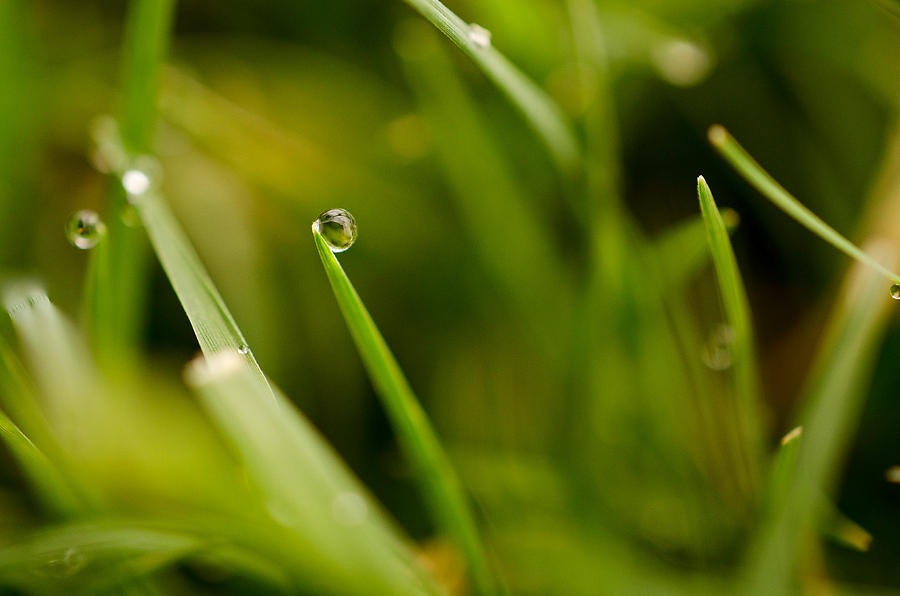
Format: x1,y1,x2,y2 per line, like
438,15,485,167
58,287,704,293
90,0,175,361
652,209,740,289
401,0,579,173
313,230,497,596
186,351,441,596
708,125,900,284
697,176,763,495
741,243,895,594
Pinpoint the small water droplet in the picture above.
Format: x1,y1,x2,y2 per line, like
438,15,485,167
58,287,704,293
237,344,249,355
122,169,151,196
331,491,368,526
66,210,106,250
468,23,492,49
890,284,900,300
313,208,357,253
34,547,85,578
701,324,735,371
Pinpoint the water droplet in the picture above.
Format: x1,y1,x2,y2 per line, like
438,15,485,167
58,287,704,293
237,344,249,355
468,23,492,49
331,491,368,526
701,324,735,371
66,210,106,250
120,155,161,199
652,38,711,87
312,208,357,253
34,547,85,577
890,284,900,300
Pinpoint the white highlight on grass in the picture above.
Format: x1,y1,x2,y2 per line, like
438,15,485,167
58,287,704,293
468,23,492,49
184,350,243,386
780,426,803,446
331,491,368,526
122,169,151,195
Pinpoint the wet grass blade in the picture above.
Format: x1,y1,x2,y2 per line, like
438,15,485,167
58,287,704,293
401,0,579,173
741,245,894,594
708,125,900,284
313,231,497,596
186,351,441,596
697,177,763,495
132,191,270,393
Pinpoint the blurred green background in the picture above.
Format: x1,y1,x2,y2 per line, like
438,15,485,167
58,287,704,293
1,0,899,593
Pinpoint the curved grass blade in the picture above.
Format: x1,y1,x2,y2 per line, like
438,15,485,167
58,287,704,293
697,177,763,495
313,230,497,596
652,209,740,289
741,244,895,595
708,125,900,284
186,351,442,596
401,0,579,174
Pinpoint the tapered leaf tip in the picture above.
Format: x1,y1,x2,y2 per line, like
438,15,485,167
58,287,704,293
707,124,727,146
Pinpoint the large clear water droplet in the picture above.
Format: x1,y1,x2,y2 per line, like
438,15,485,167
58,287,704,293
468,23,492,49
66,210,106,250
890,284,900,300
701,324,735,370
313,208,357,253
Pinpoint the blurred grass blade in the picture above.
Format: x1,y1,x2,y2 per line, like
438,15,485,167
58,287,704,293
401,0,579,173
132,191,269,393
313,231,497,596
697,176,763,494
90,0,176,361
396,21,568,353
708,125,900,284
186,351,441,596
0,521,199,592
0,409,81,515
742,243,895,595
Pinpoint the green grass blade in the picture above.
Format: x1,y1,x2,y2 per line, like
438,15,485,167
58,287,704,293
401,0,579,173
186,351,441,596
697,177,763,494
130,190,269,392
653,209,740,289
313,230,497,596
90,0,175,362
741,244,895,595
708,125,900,284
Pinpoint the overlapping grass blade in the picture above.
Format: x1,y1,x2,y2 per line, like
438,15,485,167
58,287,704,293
90,0,175,360
697,176,763,494
708,125,900,284
741,245,894,594
313,231,496,596
401,0,579,173
186,351,441,596
396,21,568,352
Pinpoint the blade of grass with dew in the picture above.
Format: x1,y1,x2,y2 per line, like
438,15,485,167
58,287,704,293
396,20,568,355
697,176,764,496
741,243,895,595
401,0,579,174
129,190,269,392
89,0,175,362
313,231,497,596
186,351,442,596
708,125,900,285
